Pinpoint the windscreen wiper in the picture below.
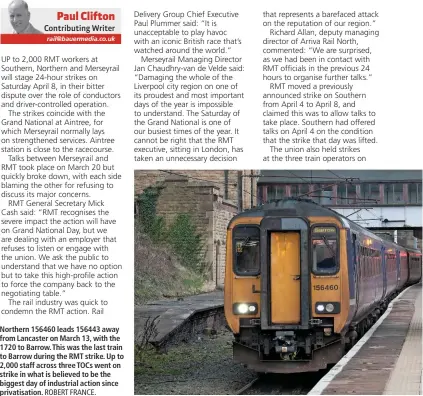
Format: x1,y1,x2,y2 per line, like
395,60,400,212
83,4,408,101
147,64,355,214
241,236,250,246
321,235,336,258
236,236,250,254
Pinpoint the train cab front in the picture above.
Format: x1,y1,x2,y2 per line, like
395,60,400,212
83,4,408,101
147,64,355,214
224,214,346,373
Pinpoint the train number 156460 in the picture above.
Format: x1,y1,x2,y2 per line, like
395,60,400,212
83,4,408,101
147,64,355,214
313,285,339,291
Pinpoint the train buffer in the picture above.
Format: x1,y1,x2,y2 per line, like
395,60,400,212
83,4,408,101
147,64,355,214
309,282,422,395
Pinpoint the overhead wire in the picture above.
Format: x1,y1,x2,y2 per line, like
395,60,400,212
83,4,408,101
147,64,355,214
327,170,381,220
154,171,391,219
256,170,381,224
286,170,359,201
256,170,359,203
286,170,313,186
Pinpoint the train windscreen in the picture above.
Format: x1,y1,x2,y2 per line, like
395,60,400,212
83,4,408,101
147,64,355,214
312,226,338,274
233,226,260,275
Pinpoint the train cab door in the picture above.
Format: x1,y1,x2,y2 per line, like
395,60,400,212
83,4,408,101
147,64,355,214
269,232,301,324
259,216,310,330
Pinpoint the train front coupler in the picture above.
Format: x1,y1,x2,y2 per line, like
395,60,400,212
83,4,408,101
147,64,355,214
273,331,297,359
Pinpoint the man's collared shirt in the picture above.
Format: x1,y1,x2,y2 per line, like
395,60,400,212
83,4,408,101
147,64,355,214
13,23,43,34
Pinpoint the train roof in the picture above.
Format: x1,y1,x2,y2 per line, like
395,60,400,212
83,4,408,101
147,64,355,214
230,198,420,253
231,198,349,223
233,197,335,216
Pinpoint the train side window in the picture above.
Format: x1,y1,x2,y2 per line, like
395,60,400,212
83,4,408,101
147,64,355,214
373,252,376,275
362,250,366,277
361,256,366,278
372,254,377,276
375,255,378,275
386,253,395,272
364,253,367,276
311,226,338,274
368,249,370,275
363,255,366,277
365,249,368,275
367,249,370,276
367,251,370,276
233,226,260,275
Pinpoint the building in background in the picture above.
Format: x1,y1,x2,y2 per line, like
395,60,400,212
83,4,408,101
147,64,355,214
135,170,258,211
134,170,259,287
257,170,422,249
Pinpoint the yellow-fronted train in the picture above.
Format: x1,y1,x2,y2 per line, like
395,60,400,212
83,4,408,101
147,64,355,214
224,198,422,373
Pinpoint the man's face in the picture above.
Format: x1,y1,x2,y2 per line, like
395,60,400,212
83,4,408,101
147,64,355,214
8,3,30,33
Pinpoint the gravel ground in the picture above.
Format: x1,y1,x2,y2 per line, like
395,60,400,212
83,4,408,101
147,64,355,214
134,329,256,394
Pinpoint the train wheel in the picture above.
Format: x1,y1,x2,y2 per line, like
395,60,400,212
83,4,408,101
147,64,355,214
344,328,358,351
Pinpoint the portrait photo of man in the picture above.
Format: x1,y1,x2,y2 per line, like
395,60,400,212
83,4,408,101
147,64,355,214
8,0,43,34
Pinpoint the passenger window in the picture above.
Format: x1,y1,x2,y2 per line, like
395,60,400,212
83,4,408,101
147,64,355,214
312,226,338,274
233,226,260,275
366,253,369,276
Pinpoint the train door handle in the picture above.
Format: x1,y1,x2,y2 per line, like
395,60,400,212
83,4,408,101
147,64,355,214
293,275,300,280
252,284,261,294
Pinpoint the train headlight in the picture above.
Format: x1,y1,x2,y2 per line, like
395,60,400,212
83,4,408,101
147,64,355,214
315,302,340,314
233,303,258,315
237,304,249,314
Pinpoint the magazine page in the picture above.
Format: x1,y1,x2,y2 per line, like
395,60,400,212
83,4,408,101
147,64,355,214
0,0,421,395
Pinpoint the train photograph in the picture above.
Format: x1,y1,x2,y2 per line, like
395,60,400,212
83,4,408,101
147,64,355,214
134,170,422,395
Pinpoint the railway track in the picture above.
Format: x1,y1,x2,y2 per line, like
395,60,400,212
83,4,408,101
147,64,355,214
236,370,329,395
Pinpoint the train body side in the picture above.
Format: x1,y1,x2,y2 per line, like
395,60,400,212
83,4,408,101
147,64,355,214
345,226,419,327
348,228,385,325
